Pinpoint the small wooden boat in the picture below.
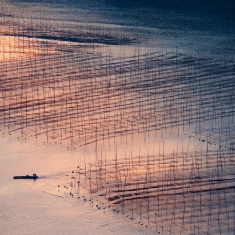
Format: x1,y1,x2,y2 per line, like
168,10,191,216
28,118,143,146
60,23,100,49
13,173,38,180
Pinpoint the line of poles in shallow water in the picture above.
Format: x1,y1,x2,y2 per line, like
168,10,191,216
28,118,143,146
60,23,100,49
1,5,235,234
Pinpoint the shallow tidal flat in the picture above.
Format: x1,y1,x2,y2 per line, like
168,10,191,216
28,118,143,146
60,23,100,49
1,3,235,234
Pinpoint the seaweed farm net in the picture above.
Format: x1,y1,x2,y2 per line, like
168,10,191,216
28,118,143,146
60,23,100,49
1,6,235,234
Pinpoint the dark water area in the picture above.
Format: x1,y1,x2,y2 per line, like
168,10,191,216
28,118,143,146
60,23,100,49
9,0,235,30
7,0,235,58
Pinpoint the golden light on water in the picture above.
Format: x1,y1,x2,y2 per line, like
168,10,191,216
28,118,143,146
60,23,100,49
0,35,44,61
1,4,235,234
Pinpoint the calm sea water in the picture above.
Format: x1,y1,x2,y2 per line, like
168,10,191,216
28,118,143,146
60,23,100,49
4,0,235,57
1,0,235,234
0,127,154,235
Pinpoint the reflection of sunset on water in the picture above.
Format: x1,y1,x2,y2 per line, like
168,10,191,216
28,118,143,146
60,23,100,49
1,2,235,234
0,35,43,61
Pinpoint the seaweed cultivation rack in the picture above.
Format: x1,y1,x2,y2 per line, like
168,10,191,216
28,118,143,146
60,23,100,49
1,5,235,234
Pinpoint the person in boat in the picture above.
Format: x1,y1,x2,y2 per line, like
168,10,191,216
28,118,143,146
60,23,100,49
33,173,38,178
